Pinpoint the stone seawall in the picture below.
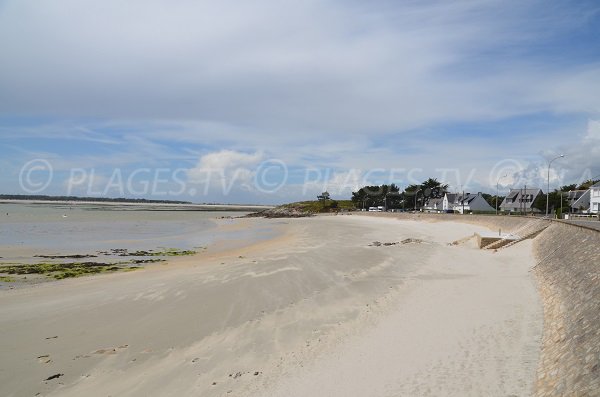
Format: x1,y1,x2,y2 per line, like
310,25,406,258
364,212,534,232
362,213,599,395
532,222,600,396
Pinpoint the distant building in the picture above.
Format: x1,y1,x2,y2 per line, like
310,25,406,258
499,188,543,213
443,192,495,213
423,197,444,212
443,193,457,211
590,182,600,214
567,190,590,213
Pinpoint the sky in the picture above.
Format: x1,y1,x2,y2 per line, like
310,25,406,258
1,0,599,204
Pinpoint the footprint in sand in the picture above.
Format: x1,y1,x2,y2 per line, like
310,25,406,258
92,345,129,355
37,355,52,364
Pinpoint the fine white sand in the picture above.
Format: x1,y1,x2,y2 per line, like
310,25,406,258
0,215,543,397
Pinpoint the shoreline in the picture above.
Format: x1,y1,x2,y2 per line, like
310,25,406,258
0,216,286,290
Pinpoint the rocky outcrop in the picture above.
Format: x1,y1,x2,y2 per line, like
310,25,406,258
245,206,314,218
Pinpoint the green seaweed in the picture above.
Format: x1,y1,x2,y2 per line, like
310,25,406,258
0,276,15,282
120,248,196,257
0,259,160,280
0,246,192,281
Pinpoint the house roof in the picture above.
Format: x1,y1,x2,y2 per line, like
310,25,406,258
504,188,542,196
500,188,543,209
518,188,543,194
457,193,474,204
424,198,442,209
565,190,587,202
445,193,457,202
571,189,590,210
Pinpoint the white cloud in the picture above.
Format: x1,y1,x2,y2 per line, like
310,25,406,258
1,0,599,133
584,119,600,141
187,150,264,196
1,1,600,202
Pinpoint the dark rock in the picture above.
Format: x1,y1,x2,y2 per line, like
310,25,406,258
35,254,97,259
245,207,313,218
45,373,63,381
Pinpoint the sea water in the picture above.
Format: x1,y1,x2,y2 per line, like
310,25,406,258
0,203,265,263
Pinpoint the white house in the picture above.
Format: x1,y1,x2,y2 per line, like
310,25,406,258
443,193,457,211
590,182,600,214
568,190,590,213
423,197,444,212
443,192,495,214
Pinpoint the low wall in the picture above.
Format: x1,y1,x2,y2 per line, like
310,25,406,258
363,212,534,232
532,222,600,396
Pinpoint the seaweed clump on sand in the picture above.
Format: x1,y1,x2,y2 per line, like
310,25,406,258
0,259,162,280
116,248,196,257
0,247,195,281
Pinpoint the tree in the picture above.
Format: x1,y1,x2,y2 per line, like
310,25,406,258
351,184,401,209
401,179,448,209
317,191,330,201
577,180,599,190
420,178,449,204
533,189,569,215
403,184,422,209
560,184,577,192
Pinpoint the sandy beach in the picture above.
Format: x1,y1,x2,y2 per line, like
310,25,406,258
0,214,543,397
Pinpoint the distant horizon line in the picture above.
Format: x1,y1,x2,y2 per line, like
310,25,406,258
0,194,273,208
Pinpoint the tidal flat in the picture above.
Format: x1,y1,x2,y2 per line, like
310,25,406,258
0,203,271,287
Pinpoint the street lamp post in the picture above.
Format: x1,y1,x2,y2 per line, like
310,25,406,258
414,189,422,211
496,174,507,215
385,191,397,212
559,190,563,219
384,192,390,212
546,154,565,217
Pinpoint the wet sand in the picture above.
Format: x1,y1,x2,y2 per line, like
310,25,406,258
0,215,542,396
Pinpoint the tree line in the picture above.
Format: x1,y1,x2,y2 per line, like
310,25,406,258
350,178,451,210
348,178,599,213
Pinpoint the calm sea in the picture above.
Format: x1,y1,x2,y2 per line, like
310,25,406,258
0,203,260,262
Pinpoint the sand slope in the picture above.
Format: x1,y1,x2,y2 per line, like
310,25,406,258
0,215,542,396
